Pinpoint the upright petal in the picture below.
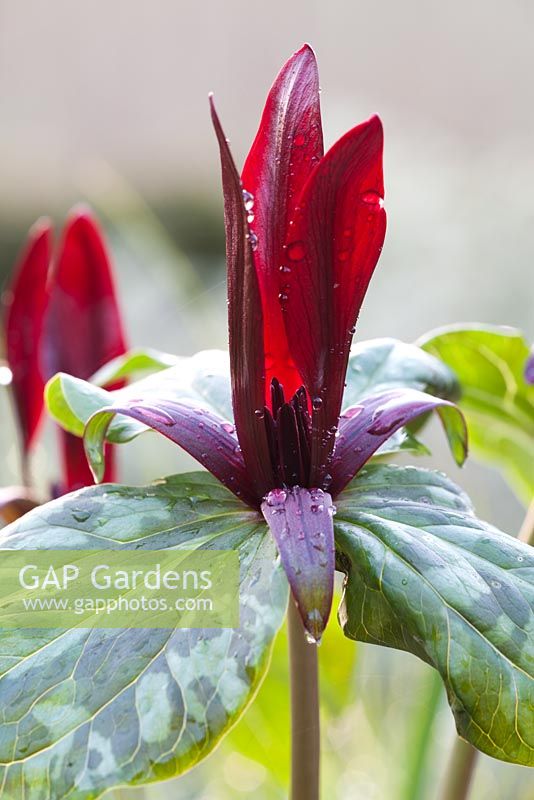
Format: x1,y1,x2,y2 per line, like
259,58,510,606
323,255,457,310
261,486,335,642
42,208,127,381
42,209,128,488
242,44,323,403
211,97,273,499
3,220,52,453
281,116,386,484
329,388,468,497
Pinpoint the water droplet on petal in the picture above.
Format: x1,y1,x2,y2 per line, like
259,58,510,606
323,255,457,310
360,190,384,208
247,232,258,250
72,510,90,523
131,405,175,427
342,405,363,420
312,396,323,410
293,133,306,146
265,488,287,506
286,241,306,261
242,189,255,210
221,422,235,434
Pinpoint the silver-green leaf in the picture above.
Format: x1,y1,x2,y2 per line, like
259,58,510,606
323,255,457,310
335,463,534,765
0,472,286,798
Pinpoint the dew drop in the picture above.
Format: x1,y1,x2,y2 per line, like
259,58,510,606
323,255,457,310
310,503,324,514
255,409,264,419
286,241,306,261
293,133,306,147
247,213,255,224
279,265,291,273
312,396,323,410
265,488,287,506
131,405,175,427
247,232,258,250
278,292,289,303
342,405,363,420
368,411,404,436
72,510,91,523
360,190,384,208
242,189,254,211
221,422,235,434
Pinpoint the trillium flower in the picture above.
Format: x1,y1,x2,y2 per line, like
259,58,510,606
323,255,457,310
2,209,127,494
84,46,466,641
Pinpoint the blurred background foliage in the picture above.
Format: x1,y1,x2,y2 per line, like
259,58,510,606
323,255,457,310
1,1,533,798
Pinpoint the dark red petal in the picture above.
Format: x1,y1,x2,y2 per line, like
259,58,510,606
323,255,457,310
261,486,335,643
3,220,52,452
241,45,323,404
329,389,468,497
87,399,259,508
281,116,386,483
210,97,273,498
60,431,116,494
41,208,128,381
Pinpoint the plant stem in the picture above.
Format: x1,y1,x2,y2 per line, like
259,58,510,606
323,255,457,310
439,738,478,800
439,498,534,800
288,600,320,800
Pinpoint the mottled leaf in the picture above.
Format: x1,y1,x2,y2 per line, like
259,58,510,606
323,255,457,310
420,325,534,503
335,463,534,765
0,472,286,797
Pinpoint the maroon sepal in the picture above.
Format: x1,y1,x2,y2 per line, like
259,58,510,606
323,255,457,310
329,389,468,497
88,398,259,508
210,97,274,498
261,486,335,643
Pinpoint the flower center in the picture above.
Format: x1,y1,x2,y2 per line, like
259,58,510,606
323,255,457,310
260,378,312,488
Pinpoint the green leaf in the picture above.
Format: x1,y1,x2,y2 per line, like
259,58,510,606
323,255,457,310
335,463,534,766
45,349,234,440
420,324,534,503
90,348,180,387
344,338,460,457
0,472,286,798
344,337,460,406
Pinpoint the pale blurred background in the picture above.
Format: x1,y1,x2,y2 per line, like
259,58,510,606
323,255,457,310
0,1,533,798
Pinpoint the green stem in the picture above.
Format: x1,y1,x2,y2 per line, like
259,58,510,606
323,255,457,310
288,600,320,800
439,498,534,800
